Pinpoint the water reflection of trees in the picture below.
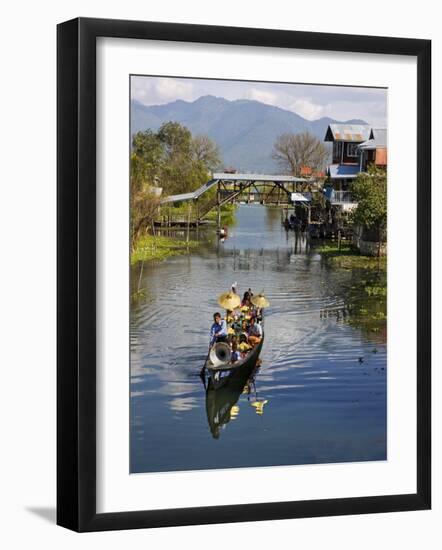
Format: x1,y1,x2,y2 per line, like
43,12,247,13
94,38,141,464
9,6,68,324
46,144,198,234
264,205,283,230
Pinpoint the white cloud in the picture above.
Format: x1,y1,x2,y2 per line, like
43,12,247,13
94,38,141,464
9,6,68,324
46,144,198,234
245,88,279,106
243,89,326,120
131,76,196,105
286,97,325,120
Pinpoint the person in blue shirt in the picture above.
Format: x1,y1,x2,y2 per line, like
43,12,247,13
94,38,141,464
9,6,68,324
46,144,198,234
209,312,228,346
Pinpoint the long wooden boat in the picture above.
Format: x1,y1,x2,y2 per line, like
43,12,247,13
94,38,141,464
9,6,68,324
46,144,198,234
204,334,264,391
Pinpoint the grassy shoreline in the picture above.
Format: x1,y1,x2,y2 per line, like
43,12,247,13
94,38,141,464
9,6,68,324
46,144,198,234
131,234,198,265
315,243,387,270
316,243,387,336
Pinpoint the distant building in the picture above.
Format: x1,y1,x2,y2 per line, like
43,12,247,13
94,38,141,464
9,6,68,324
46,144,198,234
323,124,387,208
299,165,326,178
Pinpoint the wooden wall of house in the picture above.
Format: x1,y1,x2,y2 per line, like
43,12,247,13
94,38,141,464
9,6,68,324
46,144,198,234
375,148,387,166
332,141,342,164
342,142,360,164
332,141,362,164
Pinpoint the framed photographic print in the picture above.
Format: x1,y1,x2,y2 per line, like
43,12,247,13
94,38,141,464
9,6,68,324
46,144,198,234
57,17,431,531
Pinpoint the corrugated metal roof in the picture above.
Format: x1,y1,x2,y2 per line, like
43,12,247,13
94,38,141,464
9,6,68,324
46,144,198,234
358,138,376,150
161,179,217,203
290,192,310,202
324,124,371,142
327,164,361,179
213,172,306,182
369,128,387,148
359,128,387,150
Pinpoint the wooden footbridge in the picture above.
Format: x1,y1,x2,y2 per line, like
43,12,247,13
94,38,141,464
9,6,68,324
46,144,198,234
160,172,314,228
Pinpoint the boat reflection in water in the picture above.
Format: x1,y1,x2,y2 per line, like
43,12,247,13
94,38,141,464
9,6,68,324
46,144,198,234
203,358,268,439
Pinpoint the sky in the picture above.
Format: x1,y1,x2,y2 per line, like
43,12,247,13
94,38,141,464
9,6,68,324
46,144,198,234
131,75,388,127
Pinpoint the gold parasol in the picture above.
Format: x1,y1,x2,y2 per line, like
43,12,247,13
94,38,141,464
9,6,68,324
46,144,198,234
217,291,241,310
251,293,270,308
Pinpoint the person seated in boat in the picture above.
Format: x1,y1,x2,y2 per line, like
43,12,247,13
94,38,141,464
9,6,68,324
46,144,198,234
241,297,252,315
247,317,263,347
247,305,257,319
242,288,255,309
241,291,251,306
225,309,235,324
238,333,251,354
252,306,262,322
231,342,240,363
209,312,228,346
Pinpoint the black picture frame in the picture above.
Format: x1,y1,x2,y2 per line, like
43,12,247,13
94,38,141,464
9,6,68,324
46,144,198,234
57,17,431,532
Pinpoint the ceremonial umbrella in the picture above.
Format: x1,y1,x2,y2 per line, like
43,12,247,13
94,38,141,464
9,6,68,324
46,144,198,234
217,291,241,310
251,293,270,308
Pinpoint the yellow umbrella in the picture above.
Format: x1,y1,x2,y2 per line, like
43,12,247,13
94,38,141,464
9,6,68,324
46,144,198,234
251,293,270,308
217,291,241,310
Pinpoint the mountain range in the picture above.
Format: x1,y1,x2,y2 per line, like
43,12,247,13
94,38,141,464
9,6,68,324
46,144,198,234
131,95,367,173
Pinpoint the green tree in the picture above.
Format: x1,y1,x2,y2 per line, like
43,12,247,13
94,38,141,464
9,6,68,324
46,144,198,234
130,122,222,247
191,134,221,170
131,130,163,191
156,122,221,196
157,121,193,157
351,165,387,244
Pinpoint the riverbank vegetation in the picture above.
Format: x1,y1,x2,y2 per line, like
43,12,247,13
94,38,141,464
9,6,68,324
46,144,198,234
351,166,387,243
130,121,221,253
350,166,387,257
316,243,387,270
317,243,387,336
131,234,198,265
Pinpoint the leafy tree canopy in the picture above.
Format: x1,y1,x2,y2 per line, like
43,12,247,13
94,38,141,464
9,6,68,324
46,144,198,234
130,122,222,247
351,165,387,242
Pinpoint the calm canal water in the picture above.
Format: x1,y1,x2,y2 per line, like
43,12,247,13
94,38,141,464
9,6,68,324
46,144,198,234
130,204,387,473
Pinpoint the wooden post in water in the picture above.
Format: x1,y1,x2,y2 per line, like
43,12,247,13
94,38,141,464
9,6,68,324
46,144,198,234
196,198,199,228
217,182,221,231
137,260,144,293
186,202,191,244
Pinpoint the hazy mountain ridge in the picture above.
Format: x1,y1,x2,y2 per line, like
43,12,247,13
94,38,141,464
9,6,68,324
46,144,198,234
131,95,367,173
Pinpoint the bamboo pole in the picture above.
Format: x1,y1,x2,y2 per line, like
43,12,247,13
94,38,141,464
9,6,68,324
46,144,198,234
217,182,221,230
186,202,191,243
